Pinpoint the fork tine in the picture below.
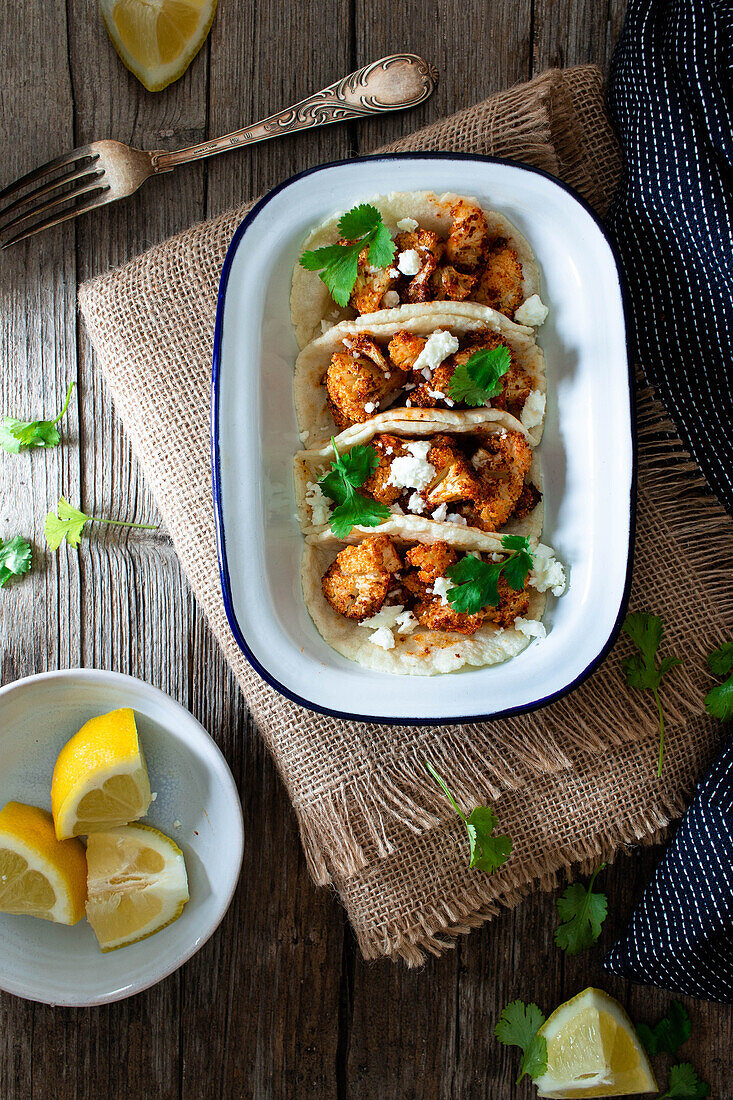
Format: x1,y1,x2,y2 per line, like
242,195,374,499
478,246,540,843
0,163,103,223
1,191,111,248
0,180,110,239
0,145,95,205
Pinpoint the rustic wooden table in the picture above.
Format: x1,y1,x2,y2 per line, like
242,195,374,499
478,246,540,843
2,0,731,1096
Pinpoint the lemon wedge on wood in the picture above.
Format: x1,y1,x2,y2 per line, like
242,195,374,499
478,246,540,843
534,987,658,1097
52,707,152,840
101,0,217,92
0,802,87,925
86,823,189,951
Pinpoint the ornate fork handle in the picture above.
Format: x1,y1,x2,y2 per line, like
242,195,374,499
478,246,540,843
151,54,438,173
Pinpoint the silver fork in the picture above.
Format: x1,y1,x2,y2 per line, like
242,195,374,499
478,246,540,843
0,53,437,249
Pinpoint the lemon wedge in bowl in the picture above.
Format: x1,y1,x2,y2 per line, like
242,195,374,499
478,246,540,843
52,707,152,839
101,0,217,92
0,802,87,925
534,988,657,1097
86,823,189,951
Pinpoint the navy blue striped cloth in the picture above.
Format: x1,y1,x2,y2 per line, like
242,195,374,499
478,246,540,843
603,0,733,1002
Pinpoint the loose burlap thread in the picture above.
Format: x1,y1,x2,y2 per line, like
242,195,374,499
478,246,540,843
79,67,733,964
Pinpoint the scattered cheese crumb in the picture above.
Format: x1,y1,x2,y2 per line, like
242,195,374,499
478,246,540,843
515,617,547,640
299,430,310,443
413,330,460,373
427,389,446,401
395,609,418,635
389,503,404,515
396,216,419,232
383,290,400,308
431,576,456,606
368,625,396,649
530,544,567,596
305,480,332,525
386,440,435,490
364,401,378,414
362,605,405,630
407,491,426,514
520,389,546,430
431,503,448,521
514,294,549,327
397,249,421,276
446,512,467,526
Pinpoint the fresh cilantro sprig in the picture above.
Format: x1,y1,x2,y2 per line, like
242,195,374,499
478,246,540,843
0,535,32,587
554,864,608,955
300,204,396,308
447,346,511,406
318,439,389,539
704,642,733,721
445,534,533,615
425,761,512,873
494,1000,548,1084
621,613,682,777
637,1000,691,1057
44,498,159,551
660,1063,710,1098
0,382,75,454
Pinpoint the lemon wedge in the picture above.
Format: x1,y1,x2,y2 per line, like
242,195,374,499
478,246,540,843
52,708,152,840
0,802,87,925
534,988,658,1097
86,823,189,951
101,0,217,92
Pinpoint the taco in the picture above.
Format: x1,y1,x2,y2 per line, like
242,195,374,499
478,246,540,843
295,408,542,545
293,303,547,448
302,532,556,676
291,190,547,348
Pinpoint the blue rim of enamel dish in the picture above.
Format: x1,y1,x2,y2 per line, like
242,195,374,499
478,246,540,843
211,152,637,725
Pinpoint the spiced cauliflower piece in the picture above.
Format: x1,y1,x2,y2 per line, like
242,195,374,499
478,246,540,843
348,244,398,314
394,228,443,304
361,434,407,506
474,237,524,318
467,430,533,530
386,331,428,372
322,535,402,621
325,335,407,429
424,436,485,507
444,199,490,270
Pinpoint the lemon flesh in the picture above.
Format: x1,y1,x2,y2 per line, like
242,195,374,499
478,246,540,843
101,0,217,92
86,823,189,951
0,802,87,925
52,708,152,840
535,988,658,1098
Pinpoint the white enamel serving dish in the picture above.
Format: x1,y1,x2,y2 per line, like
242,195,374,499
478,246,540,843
0,669,243,1005
212,154,633,724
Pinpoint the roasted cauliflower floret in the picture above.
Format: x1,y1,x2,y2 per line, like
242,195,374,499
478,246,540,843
413,596,485,636
430,264,477,302
325,335,407,429
483,574,530,628
348,244,398,314
468,430,533,530
512,481,542,520
387,330,427,372
425,436,485,507
321,535,402,621
404,541,458,584
361,434,406,506
394,229,443,304
474,238,524,318
444,199,490,270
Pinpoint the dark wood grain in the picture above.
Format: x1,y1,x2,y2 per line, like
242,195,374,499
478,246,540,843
2,0,732,1096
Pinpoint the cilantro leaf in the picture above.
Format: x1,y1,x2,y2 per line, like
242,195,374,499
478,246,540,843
319,441,388,537
0,535,32,587
494,1000,548,1083
45,497,159,551
300,205,396,308
0,382,75,453
705,678,733,721
445,535,534,615
660,1063,710,1098
621,612,682,776
425,761,512,874
637,1000,691,1057
707,642,733,678
554,864,607,955
447,346,512,406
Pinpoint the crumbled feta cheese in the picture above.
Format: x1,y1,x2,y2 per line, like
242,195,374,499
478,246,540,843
383,290,401,308
388,268,400,279
305,480,332,525
386,440,435,490
431,576,456,606
362,604,405,630
514,294,549,327
397,249,421,276
396,216,419,232
405,399,412,407
395,609,418,634
320,320,335,334
446,512,467,526
299,430,310,443
385,446,393,454
431,503,448,521
368,626,396,649
427,389,446,401
364,401,378,414
520,389,546,430
491,552,502,562
404,382,416,391
385,371,391,379
530,544,567,596
514,617,547,640
421,367,432,380
407,492,426,514
413,331,460,373
389,503,404,515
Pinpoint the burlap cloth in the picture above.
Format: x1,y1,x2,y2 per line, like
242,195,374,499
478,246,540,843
79,67,733,964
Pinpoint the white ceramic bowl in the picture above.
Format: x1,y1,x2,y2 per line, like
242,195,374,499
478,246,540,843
212,154,633,723
0,669,243,1006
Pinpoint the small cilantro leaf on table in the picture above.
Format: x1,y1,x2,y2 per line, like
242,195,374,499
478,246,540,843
621,612,682,776
319,440,389,538
445,535,533,615
705,642,733,722
554,864,608,955
425,761,512,873
494,999,548,1083
300,204,396,307
660,1062,710,1098
447,346,512,406
0,535,32,587
637,1000,691,1057
45,497,159,551
0,382,75,454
